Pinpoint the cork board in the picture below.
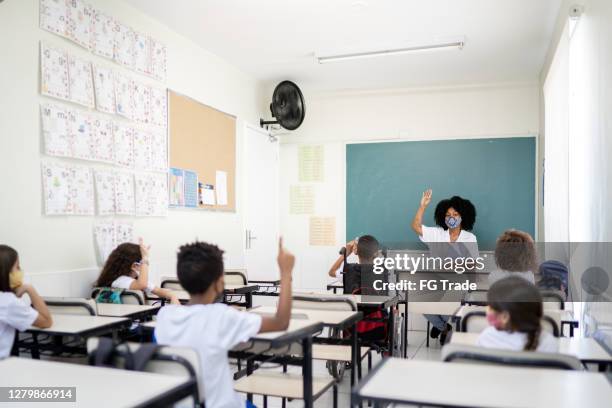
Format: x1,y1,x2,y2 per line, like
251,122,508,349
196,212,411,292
169,90,236,211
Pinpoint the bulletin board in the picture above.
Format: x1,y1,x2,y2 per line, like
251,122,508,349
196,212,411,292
168,90,236,212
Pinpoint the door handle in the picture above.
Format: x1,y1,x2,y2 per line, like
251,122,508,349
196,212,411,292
245,230,258,249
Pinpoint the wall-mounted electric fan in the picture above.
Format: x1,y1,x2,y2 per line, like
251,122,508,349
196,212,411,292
260,80,306,131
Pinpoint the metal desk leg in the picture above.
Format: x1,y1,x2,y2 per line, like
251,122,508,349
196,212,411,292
31,334,40,359
302,337,314,408
246,293,252,309
351,322,358,385
246,359,254,402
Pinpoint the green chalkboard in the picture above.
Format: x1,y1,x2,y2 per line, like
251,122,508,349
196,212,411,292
346,137,536,250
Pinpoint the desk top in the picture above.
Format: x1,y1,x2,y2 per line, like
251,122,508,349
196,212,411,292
252,306,362,328
294,292,400,308
353,358,612,408
405,301,463,316
450,332,612,364
96,303,160,318
27,314,130,337
0,358,194,407
455,305,576,323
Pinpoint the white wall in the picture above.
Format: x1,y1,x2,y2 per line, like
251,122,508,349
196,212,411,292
276,83,541,291
0,0,263,296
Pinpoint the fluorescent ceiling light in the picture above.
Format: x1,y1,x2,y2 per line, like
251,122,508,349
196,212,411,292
316,41,465,64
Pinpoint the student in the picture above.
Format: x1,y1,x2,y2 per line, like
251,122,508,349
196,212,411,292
489,229,537,285
478,276,557,352
155,238,294,408
95,239,180,305
327,235,379,280
411,189,479,344
0,245,52,359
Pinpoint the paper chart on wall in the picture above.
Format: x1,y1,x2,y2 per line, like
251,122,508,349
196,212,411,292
289,185,315,214
149,173,168,216
41,161,72,215
91,116,114,163
94,169,116,216
134,173,150,216
298,145,324,182
133,32,150,75
93,65,115,114
66,0,92,50
114,22,134,68
114,72,133,120
67,55,94,107
114,124,133,168
40,0,68,37
94,221,116,264
169,168,185,207
114,171,135,215
150,39,167,81
309,216,336,246
132,82,151,124
70,165,94,215
150,130,168,172
115,221,134,245
41,43,70,101
215,170,228,206
133,129,151,171
183,170,198,208
149,87,167,128
91,9,114,59
41,104,71,158
200,184,216,206
69,110,94,161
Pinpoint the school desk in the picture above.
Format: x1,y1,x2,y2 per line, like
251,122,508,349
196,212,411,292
351,358,612,408
95,303,160,320
21,315,131,359
326,283,344,294
450,332,612,371
0,357,197,407
149,284,259,307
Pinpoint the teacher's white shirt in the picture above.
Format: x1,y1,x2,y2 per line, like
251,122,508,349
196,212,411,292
419,225,479,259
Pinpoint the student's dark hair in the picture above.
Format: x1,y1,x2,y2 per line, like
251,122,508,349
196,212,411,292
356,235,380,261
495,229,538,273
95,243,141,287
433,196,476,231
177,241,224,295
0,245,19,292
487,276,543,351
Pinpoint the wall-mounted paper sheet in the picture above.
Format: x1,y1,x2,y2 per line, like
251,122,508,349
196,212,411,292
94,221,116,264
309,216,336,246
114,22,134,68
114,72,133,120
42,161,72,215
114,124,133,168
149,173,168,216
290,185,315,214
66,0,92,50
91,9,114,59
133,129,151,171
184,170,198,208
215,170,228,206
150,40,167,82
93,65,115,114
298,145,324,182
71,165,94,215
68,55,94,107
169,168,185,207
150,87,167,128
133,31,150,75
114,171,135,215
115,221,134,245
41,104,71,158
150,130,168,172
92,116,114,163
40,0,68,37
41,43,70,101
69,110,94,160
200,183,216,206
94,169,116,216
132,81,151,124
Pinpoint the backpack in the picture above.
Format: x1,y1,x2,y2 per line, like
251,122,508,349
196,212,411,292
538,260,569,297
95,287,124,304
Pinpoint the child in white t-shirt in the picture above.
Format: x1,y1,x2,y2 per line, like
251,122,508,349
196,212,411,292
0,245,53,359
94,239,179,304
155,239,294,408
477,276,557,352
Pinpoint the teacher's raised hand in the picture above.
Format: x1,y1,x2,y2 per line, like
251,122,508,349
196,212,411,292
420,189,432,208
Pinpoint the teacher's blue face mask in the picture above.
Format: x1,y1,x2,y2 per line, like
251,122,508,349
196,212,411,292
445,215,461,229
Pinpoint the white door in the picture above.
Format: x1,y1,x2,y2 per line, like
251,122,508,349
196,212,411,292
244,124,279,281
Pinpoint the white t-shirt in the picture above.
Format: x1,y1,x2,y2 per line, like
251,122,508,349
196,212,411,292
419,225,479,259
477,326,558,353
111,275,155,293
155,303,262,408
488,269,535,285
332,253,359,280
0,292,38,359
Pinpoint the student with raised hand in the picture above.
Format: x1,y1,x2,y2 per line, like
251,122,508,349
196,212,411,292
411,189,479,344
489,229,537,285
0,245,52,359
95,238,180,305
478,276,557,352
155,238,294,408
327,236,379,279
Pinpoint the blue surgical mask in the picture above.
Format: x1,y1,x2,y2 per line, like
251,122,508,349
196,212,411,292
445,216,461,229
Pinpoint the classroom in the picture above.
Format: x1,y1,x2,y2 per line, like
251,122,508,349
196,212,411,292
0,0,611,407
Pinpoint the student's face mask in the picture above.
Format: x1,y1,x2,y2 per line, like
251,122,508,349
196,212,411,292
445,215,462,229
9,268,24,290
486,309,505,330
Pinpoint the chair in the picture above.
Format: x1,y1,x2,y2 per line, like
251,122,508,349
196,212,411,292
461,289,488,306
292,295,357,311
225,270,248,286
442,343,583,370
540,290,566,310
91,287,145,305
43,297,97,316
87,338,202,406
461,310,560,337
160,276,183,291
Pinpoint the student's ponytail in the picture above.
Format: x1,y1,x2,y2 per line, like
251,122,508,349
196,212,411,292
524,325,541,351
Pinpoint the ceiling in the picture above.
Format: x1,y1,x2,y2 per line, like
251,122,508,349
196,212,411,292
124,0,563,91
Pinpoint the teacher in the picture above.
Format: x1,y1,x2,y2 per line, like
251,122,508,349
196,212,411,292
411,189,478,344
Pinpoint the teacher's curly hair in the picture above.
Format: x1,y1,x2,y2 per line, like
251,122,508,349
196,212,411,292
434,196,476,231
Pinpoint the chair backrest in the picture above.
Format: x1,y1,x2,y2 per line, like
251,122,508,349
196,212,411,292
442,343,583,370
87,338,203,403
292,295,357,311
44,297,97,316
462,290,488,306
224,271,247,286
160,277,183,291
461,310,560,337
540,290,566,310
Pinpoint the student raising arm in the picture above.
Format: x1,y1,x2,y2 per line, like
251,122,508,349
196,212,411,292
95,239,180,305
0,245,52,359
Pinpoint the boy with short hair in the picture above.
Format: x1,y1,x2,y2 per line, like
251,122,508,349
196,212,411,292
155,238,294,408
